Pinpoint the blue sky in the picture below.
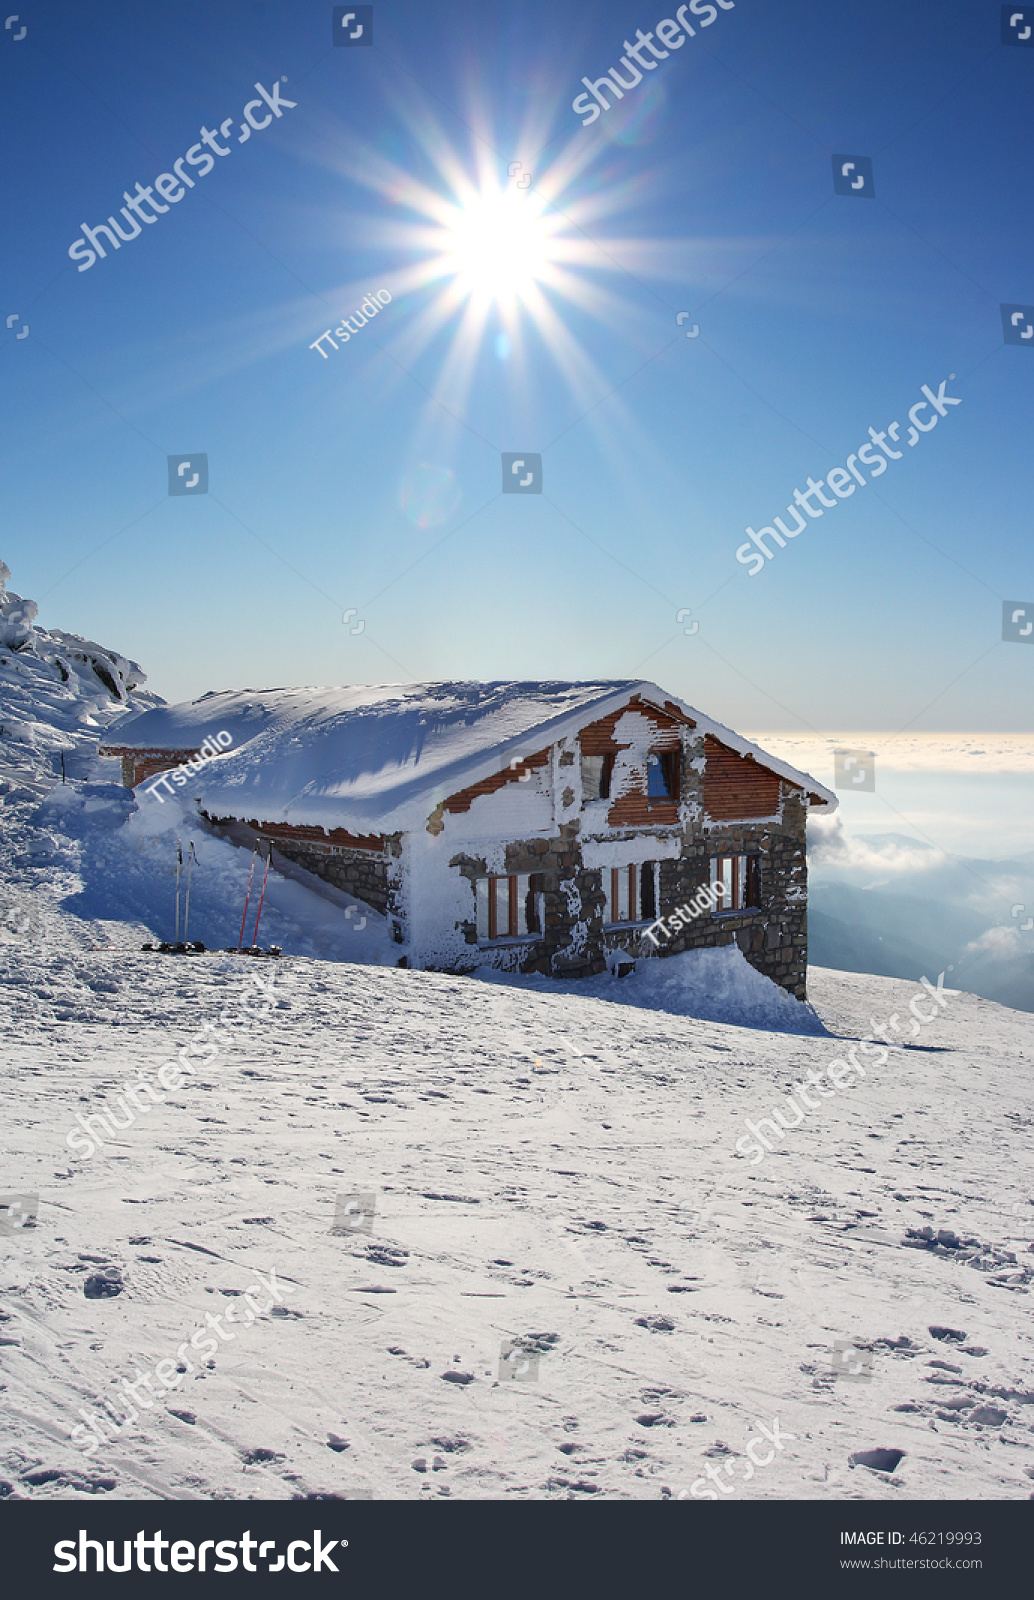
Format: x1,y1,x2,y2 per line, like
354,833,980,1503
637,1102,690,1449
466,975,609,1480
3,0,1033,737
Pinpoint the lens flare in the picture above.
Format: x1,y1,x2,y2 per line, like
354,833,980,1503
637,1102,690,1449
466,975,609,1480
399,463,462,529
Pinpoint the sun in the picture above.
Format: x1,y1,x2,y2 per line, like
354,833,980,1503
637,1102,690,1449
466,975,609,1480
440,188,555,305
314,101,679,427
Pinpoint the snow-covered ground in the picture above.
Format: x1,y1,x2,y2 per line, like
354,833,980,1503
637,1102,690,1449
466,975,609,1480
0,945,1031,1502
2,565,1031,1502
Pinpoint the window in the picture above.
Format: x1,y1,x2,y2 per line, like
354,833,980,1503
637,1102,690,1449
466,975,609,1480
476,873,541,942
605,861,657,926
710,853,761,913
581,752,615,801
647,749,679,800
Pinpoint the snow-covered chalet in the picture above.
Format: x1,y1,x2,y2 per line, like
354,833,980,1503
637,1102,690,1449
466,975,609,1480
100,681,837,995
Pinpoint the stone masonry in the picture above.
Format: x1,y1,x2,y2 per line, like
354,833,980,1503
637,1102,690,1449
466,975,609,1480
444,735,810,996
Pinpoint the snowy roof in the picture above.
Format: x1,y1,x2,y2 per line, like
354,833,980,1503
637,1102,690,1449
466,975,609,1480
100,681,837,832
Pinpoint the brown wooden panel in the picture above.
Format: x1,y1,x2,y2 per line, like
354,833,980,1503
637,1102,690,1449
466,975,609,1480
443,749,550,814
579,699,683,826
132,750,204,785
703,736,783,820
236,818,385,851
579,698,683,757
606,793,679,827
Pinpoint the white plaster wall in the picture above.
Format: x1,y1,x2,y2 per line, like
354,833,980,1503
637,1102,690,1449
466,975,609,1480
404,770,559,969
580,834,683,869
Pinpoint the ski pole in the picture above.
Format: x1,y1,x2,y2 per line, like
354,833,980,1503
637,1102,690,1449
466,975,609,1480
237,847,258,951
251,845,272,949
184,841,197,944
174,840,183,943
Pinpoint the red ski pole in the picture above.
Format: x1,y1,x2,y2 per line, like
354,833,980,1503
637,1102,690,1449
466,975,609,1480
237,848,258,951
251,845,272,949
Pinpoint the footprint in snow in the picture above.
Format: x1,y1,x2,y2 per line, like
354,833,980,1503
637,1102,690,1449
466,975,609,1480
83,1272,122,1299
849,1448,905,1473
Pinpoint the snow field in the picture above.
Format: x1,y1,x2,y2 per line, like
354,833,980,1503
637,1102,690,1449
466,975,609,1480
0,953,1031,1501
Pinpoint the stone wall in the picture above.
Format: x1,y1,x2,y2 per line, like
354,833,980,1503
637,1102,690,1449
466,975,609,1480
448,821,608,979
440,782,809,996
645,786,810,1000
258,837,391,916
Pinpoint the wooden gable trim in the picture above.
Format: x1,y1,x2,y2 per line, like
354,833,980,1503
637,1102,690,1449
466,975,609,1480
702,735,788,821
580,698,684,827
227,817,385,852
441,748,551,815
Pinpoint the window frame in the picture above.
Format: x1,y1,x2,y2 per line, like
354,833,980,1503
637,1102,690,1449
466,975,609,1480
647,747,680,803
709,852,762,915
603,860,658,929
476,872,542,945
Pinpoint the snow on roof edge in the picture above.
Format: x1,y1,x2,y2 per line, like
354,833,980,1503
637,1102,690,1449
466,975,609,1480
99,679,837,823
632,683,839,813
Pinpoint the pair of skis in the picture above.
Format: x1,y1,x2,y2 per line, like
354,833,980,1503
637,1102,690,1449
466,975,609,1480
237,843,272,952
174,840,197,944
171,839,272,951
